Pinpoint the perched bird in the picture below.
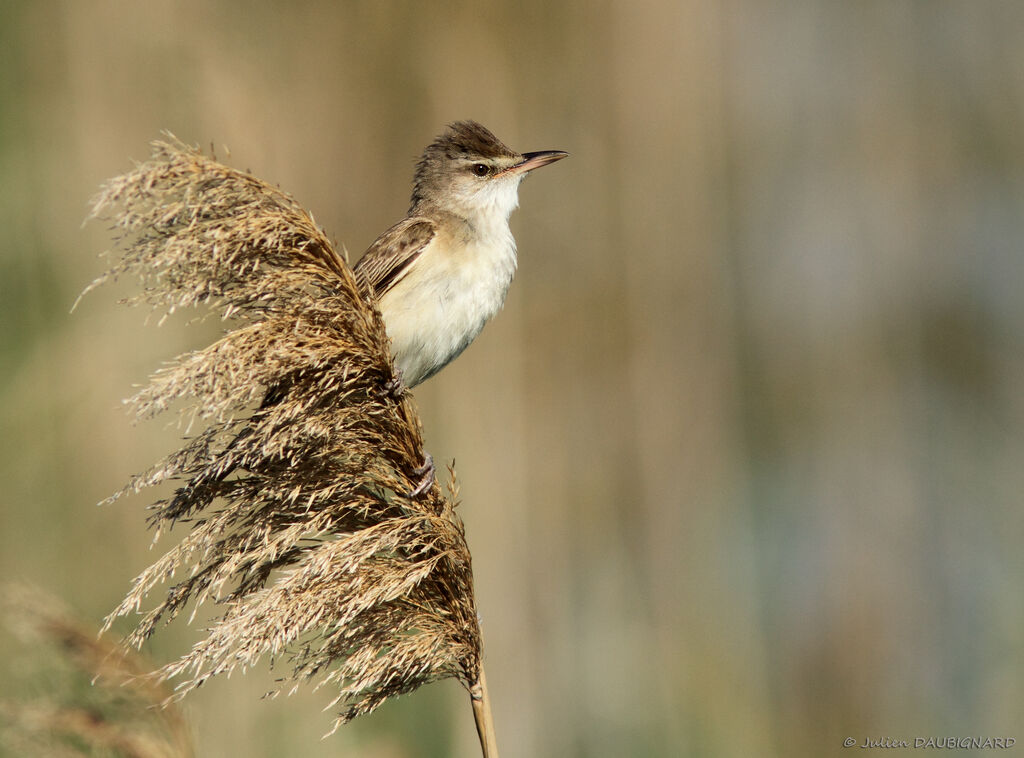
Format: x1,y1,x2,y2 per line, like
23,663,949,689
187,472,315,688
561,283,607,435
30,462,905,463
354,120,568,388
217,123,566,497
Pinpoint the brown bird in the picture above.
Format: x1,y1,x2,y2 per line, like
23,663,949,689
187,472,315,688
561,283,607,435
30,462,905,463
354,120,567,388
240,122,568,496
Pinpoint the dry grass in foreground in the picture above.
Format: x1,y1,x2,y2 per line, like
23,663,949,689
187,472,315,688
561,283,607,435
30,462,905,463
84,137,498,755
0,584,194,758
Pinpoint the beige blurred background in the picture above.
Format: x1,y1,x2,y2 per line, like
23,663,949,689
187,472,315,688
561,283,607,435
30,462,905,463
2,1,1023,756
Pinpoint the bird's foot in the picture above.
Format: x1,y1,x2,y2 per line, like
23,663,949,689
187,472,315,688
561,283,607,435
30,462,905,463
383,372,407,400
407,452,435,498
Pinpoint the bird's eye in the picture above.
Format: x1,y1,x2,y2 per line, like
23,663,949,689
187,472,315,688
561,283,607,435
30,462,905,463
471,163,490,177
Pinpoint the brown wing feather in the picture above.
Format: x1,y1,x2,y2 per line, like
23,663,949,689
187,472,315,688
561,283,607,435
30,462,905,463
353,217,436,298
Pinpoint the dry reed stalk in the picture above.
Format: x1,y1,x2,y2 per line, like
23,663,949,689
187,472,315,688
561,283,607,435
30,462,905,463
1,584,194,758
85,136,499,752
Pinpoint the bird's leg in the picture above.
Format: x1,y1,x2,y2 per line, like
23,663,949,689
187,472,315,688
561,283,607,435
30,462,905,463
383,369,407,400
408,452,435,497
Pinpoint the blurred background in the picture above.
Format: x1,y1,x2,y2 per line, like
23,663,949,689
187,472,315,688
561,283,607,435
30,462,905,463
2,1,1022,756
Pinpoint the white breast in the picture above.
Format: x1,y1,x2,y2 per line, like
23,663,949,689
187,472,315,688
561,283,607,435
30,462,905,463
378,221,518,387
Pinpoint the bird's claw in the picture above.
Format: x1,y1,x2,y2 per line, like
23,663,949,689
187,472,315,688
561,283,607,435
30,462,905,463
407,452,435,498
383,372,406,400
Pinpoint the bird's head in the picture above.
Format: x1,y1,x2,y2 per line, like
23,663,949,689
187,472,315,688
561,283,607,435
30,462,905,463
410,121,567,223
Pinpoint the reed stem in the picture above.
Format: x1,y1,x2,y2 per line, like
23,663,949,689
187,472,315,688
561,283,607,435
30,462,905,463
470,666,500,758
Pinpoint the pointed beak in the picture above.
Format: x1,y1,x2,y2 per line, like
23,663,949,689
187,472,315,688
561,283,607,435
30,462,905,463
505,150,569,176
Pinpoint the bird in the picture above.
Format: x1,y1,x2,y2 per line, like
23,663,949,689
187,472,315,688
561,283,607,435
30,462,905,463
216,122,566,498
351,121,567,494
353,120,568,388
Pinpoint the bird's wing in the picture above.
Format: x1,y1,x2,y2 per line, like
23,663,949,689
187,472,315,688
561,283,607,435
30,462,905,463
353,217,436,298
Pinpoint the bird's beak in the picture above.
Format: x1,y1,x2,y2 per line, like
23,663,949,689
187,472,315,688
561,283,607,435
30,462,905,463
505,150,569,176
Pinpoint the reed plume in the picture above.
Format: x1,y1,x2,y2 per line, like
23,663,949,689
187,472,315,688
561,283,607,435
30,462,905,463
86,136,498,753
0,584,194,758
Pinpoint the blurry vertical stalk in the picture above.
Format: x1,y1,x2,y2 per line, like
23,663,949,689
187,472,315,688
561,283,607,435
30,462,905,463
85,136,499,755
